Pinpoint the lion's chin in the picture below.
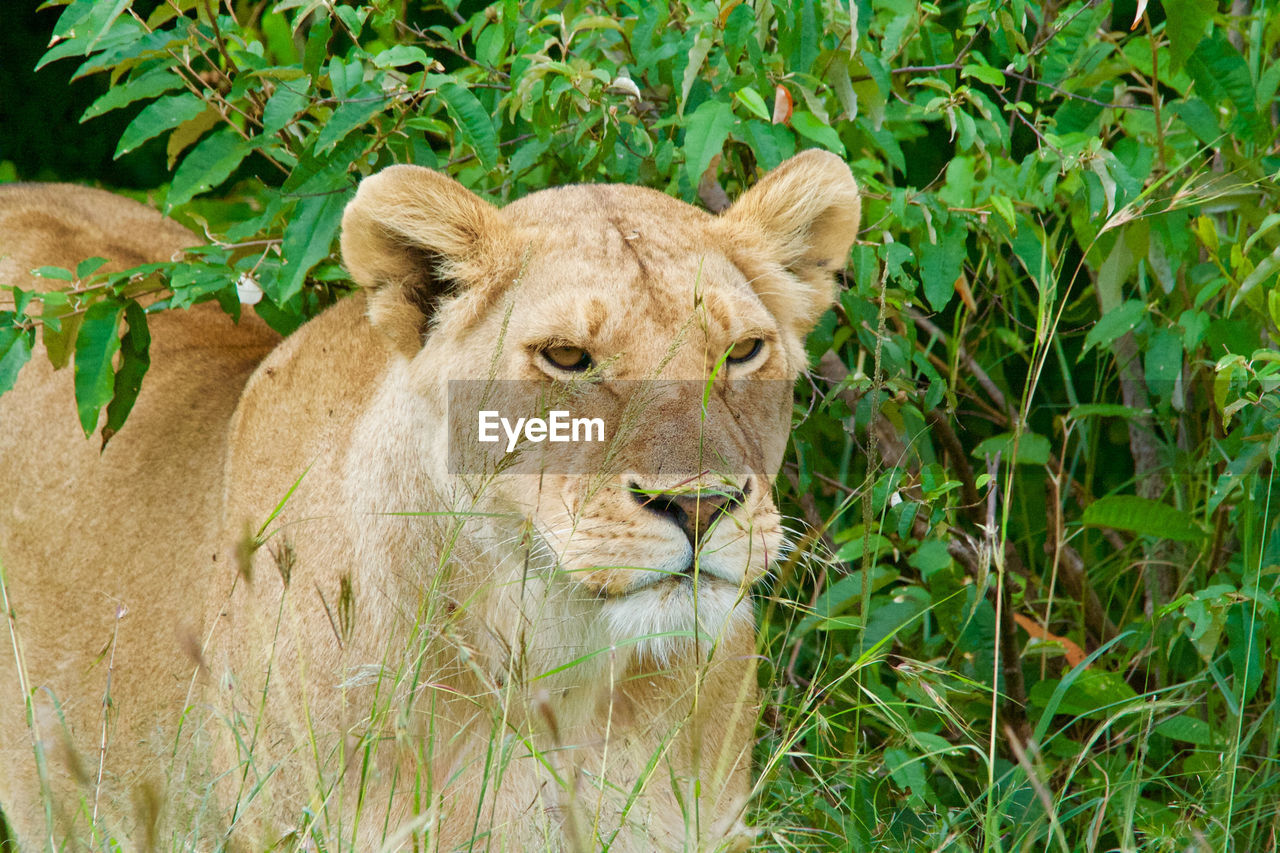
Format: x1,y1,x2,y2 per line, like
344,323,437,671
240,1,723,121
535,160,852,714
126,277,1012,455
602,577,752,666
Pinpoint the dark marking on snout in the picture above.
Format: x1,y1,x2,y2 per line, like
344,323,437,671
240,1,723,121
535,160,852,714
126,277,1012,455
628,479,750,552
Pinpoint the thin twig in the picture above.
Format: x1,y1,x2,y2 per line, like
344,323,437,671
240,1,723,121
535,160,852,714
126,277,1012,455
907,307,1014,420
1001,69,1155,113
92,602,127,843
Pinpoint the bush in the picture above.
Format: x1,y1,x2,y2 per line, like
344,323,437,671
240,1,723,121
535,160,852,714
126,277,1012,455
3,0,1280,849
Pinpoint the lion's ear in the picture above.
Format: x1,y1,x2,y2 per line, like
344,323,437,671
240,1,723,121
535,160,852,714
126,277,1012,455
341,165,510,355
717,150,860,337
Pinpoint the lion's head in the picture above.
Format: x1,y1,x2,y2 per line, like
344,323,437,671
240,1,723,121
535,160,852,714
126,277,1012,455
338,150,859,666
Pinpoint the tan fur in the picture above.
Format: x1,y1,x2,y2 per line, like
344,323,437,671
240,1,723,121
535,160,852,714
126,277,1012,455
0,152,859,851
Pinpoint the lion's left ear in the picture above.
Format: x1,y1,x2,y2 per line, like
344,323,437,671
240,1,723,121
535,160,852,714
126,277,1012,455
341,165,513,355
715,150,860,337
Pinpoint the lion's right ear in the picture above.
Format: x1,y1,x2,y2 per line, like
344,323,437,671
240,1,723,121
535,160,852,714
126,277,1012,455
715,150,860,339
341,165,511,355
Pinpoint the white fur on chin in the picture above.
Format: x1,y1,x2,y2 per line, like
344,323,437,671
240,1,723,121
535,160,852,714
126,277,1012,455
602,578,753,666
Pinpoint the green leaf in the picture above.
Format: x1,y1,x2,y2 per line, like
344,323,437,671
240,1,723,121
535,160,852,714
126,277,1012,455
1154,714,1218,746
437,82,498,170
371,45,430,68
741,120,794,171
276,191,349,303
1208,442,1267,514
168,263,229,310
1029,668,1137,720
36,36,93,72
1185,34,1259,140
1226,604,1264,703
327,57,353,100
971,431,1050,466
1082,495,1204,542
81,68,185,121
1067,403,1143,420
51,0,96,42
303,15,333,77
71,20,172,81
1029,633,1132,743
84,0,130,50
734,86,770,121
0,327,34,395
475,24,505,67
790,110,845,155
884,746,929,801
795,565,898,634
42,292,81,371
73,299,124,438
682,98,735,183
859,586,930,649
723,3,754,59
32,266,74,282
115,93,207,157
792,0,820,75
679,34,713,114
918,225,965,312
1144,328,1182,401
165,107,221,168
961,64,1006,87
1080,299,1146,357
314,94,386,154
1230,242,1280,312
167,128,249,208
76,257,109,279
909,540,953,581
1163,0,1216,72
261,77,312,136
834,533,894,563
333,4,366,38
102,300,151,447
1172,97,1222,145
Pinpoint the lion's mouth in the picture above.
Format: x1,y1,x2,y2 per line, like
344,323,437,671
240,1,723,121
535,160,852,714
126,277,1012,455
616,559,739,597
526,522,746,598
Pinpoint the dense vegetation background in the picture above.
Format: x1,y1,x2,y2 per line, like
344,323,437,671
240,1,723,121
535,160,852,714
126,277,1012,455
2,0,1279,850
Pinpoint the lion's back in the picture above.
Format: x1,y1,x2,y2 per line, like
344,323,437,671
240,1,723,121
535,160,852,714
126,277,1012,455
0,184,278,843
0,183,195,290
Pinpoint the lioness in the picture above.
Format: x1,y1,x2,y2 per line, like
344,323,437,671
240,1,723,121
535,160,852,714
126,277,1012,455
0,150,859,850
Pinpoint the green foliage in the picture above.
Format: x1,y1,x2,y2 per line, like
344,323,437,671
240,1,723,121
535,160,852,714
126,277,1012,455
4,0,1280,849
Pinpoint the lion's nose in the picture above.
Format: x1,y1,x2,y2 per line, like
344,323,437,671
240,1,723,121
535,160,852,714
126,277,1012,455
629,480,749,548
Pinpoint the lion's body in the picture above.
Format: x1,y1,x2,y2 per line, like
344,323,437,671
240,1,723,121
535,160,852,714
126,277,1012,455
0,185,280,845
0,155,858,850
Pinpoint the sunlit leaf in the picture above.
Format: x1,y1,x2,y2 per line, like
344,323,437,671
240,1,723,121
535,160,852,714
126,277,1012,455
682,98,735,185
790,110,844,154
734,86,770,121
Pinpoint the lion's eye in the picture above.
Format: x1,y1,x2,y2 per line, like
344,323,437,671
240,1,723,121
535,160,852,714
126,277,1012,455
543,345,594,372
726,338,764,364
